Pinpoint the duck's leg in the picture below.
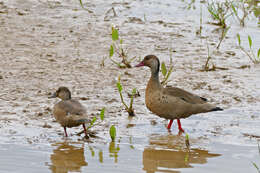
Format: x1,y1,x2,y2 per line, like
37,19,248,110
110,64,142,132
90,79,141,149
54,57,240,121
177,119,185,132
82,124,88,136
64,127,68,137
167,119,173,129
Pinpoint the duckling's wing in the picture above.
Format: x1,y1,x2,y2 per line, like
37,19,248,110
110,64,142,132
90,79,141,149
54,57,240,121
58,100,87,116
163,86,207,104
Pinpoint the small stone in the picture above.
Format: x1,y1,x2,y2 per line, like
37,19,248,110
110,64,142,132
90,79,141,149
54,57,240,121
37,112,43,116
43,123,52,128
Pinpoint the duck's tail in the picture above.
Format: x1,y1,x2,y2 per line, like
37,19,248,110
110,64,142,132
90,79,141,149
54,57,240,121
76,118,91,124
210,107,223,111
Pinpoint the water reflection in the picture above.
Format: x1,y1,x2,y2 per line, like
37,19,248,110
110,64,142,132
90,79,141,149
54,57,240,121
49,142,87,173
109,141,120,163
143,134,220,173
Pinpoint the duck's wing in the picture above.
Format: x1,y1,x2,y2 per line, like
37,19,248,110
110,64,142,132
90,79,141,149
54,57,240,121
163,86,207,104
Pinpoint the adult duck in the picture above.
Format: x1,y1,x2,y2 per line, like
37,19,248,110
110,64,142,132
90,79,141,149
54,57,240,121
49,87,90,137
135,55,223,132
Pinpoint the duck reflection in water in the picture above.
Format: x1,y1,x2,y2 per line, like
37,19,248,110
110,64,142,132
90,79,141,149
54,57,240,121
49,142,88,173
143,135,220,173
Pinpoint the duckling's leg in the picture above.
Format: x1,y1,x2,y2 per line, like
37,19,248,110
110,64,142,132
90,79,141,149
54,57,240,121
64,127,68,137
167,119,173,129
82,124,87,136
177,119,184,132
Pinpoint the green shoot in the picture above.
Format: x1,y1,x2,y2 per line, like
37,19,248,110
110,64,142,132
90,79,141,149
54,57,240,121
216,26,230,49
109,125,116,142
237,34,260,64
82,108,105,133
248,35,252,49
78,0,93,13
108,27,136,68
185,133,190,151
112,27,119,41
252,162,260,173
100,108,105,121
160,61,173,86
207,0,232,28
116,76,135,116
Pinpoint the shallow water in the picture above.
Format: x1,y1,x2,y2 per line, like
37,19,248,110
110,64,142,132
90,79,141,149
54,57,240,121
0,0,260,172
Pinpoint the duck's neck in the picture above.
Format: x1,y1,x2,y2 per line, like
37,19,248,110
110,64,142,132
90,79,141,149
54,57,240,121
147,64,161,90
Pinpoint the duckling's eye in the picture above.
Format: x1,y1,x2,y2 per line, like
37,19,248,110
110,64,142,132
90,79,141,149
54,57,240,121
144,57,150,61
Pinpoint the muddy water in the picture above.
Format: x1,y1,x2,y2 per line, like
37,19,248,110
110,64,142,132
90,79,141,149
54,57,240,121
0,0,260,172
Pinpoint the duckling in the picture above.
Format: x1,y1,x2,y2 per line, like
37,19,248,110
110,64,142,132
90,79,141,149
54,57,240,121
49,87,90,137
135,55,223,132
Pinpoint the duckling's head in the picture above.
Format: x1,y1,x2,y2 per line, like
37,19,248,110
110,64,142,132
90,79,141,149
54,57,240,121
49,87,71,100
135,55,160,74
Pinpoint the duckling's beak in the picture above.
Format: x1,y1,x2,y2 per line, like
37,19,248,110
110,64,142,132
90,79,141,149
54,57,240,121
135,61,145,67
48,92,57,98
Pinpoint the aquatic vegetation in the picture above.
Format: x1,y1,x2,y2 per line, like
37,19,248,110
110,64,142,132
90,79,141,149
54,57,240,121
203,40,216,71
77,108,105,136
116,76,136,116
207,0,232,28
109,125,116,142
109,27,136,68
237,34,260,64
185,133,190,151
232,0,260,27
78,0,93,13
252,142,260,173
87,108,105,130
160,61,173,86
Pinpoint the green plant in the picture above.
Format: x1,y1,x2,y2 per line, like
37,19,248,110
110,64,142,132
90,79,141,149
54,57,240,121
237,34,260,64
109,27,136,68
252,141,260,173
160,50,174,86
185,133,190,151
203,39,216,71
216,26,230,49
207,0,232,28
160,61,173,86
87,107,105,130
109,125,116,142
116,76,136,116
77,108,105,136
231,0,260,27
78,0,93,13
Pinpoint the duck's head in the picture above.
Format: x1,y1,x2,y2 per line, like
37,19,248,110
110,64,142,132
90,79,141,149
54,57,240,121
49,87,71,100
135,55,160,74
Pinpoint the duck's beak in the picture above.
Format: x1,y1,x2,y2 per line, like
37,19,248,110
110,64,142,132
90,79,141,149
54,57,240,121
48,92,57,98
135,61,145,67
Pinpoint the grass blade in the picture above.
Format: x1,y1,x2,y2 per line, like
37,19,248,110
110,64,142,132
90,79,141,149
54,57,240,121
79,0,84,7
117,81,122,93
161,62,167,76
257,48,260,58
109,45,114,57
231,4,237,16
248,35,252,48
237,34,241,45
91,116,96,126
110,125,116,142
100,108,105,121
112,27,119,41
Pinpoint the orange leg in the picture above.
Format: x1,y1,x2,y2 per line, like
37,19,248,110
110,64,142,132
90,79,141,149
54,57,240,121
167,119,173,129
177,119,185,132
82,124,87,136
64,127,68,137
